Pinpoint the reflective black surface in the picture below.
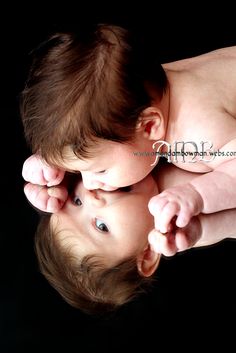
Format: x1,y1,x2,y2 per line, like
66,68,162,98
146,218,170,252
2,6,236,352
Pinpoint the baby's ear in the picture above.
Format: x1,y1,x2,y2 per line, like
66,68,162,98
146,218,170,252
136,244,161,277
136,107,165,141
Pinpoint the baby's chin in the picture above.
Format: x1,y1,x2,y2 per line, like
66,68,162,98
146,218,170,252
130,173,158,196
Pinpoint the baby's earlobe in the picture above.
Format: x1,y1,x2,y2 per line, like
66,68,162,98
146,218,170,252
136,245,161,277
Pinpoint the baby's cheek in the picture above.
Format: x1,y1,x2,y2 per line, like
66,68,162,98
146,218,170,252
137,205,154,231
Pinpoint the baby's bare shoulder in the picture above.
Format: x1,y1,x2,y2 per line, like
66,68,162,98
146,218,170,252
208,46,236,58
179,47,236,117
164,46,236,71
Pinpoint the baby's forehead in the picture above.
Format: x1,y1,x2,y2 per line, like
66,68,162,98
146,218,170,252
50,213,108,261
62,140,130,162
52,150,100,173
50,213,81,245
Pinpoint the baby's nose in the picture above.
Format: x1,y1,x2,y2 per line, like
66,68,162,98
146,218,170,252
86,189,105,207
82,175,104,190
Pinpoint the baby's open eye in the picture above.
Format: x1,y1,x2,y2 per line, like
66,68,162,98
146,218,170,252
95,218,109,232
73,196,82,206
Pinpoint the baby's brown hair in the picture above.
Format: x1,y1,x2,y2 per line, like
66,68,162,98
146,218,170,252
21,24,168,165
35,215,156,315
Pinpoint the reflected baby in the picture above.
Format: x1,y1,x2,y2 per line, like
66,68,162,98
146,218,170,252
24,161,236,315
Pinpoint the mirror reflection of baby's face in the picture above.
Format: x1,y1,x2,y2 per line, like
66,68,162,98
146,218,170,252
51,174,158,267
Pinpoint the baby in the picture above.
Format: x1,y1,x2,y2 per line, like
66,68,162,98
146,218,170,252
24,160,236,314
21,24,236,248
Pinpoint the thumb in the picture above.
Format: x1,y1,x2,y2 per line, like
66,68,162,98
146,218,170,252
43,167,65,186
47,185,68,205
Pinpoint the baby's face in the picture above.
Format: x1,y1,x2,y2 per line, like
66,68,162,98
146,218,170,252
52,173,158,267
60,138,157,191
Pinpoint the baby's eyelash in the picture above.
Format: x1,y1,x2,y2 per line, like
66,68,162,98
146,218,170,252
94,218,109,233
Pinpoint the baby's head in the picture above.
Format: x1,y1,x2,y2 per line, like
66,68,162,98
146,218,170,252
35,174,161,314
21,24,168,190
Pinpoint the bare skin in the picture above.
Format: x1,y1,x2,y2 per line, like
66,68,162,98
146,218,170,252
147,46,236,233
23,159,236,263
22,46,236,250
149,163,236,255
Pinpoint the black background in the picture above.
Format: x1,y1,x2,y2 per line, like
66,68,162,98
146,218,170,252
2,3,236,352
